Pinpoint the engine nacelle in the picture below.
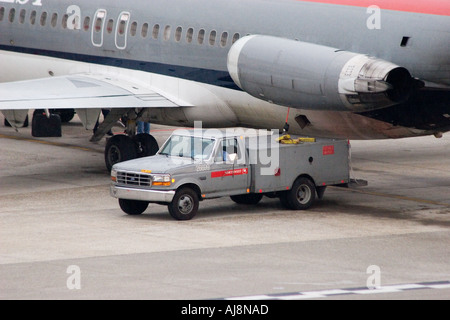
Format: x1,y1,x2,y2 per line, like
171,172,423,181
227,35,413,112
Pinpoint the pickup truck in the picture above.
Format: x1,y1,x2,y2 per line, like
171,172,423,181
110,129,351,220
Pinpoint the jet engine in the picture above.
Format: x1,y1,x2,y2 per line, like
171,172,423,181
227,35,414,112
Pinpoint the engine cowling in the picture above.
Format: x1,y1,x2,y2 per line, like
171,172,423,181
227,35,413,112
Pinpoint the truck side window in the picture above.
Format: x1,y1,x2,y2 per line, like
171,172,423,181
215,138,240,163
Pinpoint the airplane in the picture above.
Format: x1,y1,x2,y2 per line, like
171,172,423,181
0,0,449,170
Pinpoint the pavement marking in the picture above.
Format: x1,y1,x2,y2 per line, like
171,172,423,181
223,281,450,300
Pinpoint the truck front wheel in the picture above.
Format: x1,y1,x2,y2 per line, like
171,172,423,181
168,188,199,220
119,199,149,215
285,177,316,210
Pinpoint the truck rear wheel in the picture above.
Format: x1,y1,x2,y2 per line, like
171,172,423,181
119,199,149,215
230,194,263,205
285,177,316,210
168,188,199,220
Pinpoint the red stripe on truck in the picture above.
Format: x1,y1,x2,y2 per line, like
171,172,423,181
211,168,248,178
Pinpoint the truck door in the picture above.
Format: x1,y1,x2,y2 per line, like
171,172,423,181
209,137,249,194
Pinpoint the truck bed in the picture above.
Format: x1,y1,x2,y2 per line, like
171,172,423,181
247,137,350,193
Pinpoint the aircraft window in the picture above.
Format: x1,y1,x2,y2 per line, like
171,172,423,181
175,26,182,42
95,17,104,32
0,7,4,22
106,19,114,33
232,33,240,44
30,10,37,25
220,32,228,47
18,9,26,24
141,23,148,38
198,29,205,45
130,21,137,36
163,25,171,41
40,11,47,26
61,14,68,29
152,24,160,39
186,27,193,43
118,13,129,35
209,30,217,46
118,20,126,35
51,13,58,27
8,8,15,23
84,16,91,31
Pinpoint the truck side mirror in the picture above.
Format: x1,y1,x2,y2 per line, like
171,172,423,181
227,153,238,163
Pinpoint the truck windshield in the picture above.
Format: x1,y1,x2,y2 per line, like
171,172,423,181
159,135,215,160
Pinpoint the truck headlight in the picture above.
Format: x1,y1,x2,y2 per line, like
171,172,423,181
111,169,117,182
152,174,171,186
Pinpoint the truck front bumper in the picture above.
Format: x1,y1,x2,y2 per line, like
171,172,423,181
110,185,175,203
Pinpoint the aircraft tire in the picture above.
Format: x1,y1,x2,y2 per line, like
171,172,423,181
53,109,75,123
32,109,74,123
133,133,159,158
119,199,149,215
105,134,137,171
31,113,61,137
168,187,199,220
4,115,29,128
285,177,316,210
230,193,263,205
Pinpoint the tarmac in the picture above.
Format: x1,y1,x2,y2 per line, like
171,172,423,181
0,113,449,300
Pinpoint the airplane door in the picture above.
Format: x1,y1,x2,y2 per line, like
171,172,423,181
115,12,130,50
91,9,107,47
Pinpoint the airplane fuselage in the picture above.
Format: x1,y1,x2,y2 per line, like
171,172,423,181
0,0,449,139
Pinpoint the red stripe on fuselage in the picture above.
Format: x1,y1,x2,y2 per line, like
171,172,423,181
297,0,450,16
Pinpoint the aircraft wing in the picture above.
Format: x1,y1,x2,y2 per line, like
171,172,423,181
0,74,186,110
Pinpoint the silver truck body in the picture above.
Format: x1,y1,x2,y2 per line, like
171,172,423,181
247,136,350,194
110,129,350,219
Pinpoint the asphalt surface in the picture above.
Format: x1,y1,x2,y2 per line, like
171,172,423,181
0,113,449,301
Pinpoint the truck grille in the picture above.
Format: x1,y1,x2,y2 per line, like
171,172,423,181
117,171,152,187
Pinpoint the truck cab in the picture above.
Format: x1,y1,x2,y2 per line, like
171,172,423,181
110,129,351,220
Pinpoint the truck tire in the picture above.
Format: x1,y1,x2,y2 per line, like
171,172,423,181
168,187,199,220
105,135,137,171
119,199,149,215
285,177,316,210
279,192,291,208
230,194,263,205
